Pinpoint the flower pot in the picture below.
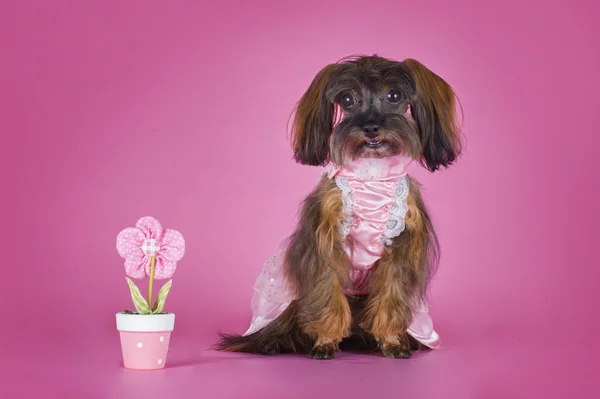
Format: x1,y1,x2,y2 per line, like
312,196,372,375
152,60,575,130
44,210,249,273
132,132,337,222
116,313,175,370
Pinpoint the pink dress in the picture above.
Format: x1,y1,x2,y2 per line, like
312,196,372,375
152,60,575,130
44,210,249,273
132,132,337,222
245,155,440,349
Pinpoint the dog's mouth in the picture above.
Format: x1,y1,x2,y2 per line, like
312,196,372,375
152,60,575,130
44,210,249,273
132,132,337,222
363,140,387,148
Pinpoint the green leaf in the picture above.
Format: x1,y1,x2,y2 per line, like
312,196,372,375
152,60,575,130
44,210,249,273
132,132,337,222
152,279,172,314
125,277,151,314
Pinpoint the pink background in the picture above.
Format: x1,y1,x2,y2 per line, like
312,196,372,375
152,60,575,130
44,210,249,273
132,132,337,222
2,0,599,398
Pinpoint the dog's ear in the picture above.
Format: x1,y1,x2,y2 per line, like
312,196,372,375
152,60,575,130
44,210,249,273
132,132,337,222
402,59,463,172
291,64,338,166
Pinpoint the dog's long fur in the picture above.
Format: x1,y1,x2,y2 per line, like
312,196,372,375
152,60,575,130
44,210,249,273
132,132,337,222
218,55,461,359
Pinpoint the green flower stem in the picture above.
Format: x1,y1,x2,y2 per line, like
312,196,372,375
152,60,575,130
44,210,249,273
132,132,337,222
148,256,156,308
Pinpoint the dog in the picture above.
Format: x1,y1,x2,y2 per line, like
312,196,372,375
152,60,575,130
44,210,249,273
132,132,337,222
217,55,462,359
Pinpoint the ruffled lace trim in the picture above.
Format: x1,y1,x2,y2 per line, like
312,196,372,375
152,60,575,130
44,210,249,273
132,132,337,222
335,176,354,239
382,174,410,245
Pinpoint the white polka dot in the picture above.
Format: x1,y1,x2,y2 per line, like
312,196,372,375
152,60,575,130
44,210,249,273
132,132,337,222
159,336,164,342
137,342,143,348
158,359,163,365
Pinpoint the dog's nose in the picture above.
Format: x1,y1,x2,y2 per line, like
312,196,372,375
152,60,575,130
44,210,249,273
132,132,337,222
363,124,380,138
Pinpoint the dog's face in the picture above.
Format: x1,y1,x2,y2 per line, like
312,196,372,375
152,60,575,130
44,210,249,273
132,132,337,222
291,56,463,172
327,58,421,164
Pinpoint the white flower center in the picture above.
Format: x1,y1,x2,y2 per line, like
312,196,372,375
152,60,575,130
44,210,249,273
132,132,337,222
141,238,160,256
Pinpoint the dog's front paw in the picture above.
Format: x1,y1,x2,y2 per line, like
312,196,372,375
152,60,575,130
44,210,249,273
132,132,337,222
380,343,412,359
378,337,412,359
310,343,337,360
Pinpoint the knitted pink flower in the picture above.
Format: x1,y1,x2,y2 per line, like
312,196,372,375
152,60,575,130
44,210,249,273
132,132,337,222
116,216,185,279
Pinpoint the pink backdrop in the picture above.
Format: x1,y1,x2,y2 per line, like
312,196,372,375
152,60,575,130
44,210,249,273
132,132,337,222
2,0,599,398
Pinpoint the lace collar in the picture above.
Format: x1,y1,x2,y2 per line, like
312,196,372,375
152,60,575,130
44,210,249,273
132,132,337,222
326,154,409,181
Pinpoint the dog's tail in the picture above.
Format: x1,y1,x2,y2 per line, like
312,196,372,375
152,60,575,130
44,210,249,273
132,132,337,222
216,301,313,355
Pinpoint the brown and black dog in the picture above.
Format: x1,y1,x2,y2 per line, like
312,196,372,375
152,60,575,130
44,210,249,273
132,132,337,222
218,55,462,359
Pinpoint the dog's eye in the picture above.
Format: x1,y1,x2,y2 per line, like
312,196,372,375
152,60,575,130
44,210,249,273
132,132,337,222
386,89,402,104
340,94,356,108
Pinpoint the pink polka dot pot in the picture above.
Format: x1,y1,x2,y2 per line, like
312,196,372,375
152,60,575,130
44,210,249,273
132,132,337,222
116,313,175,370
